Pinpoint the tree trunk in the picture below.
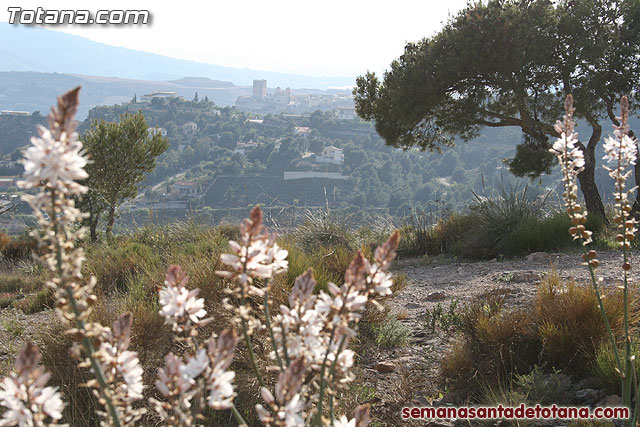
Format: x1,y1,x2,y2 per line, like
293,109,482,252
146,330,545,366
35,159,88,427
85,197,101,243
577,164,606,221
90,221,97,243
89,211,100,243
106,205,116,241
577,120,607,222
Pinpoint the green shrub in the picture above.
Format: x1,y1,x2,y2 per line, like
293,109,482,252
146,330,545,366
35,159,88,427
280,240,376,293
39,321,101,426
292,210,355,250
500,209,606,257
398,211,477,258
500,212,574,256
424,298,462,333
86,241,162,294
392,273,409,293
460,302,539,380
278,239,341,292
0,292,16,308
15,289,54,314
0,273,45,294
397,210,434,257
397,186,582,259
593,341,640,393
2,314,24,338
479,367,573,427
455,186,548,259
480,381,529,415
514,365,573,405
372,313,411,348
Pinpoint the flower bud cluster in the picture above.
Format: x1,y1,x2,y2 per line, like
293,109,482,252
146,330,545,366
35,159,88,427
152,265,238,425
0,343,65,426
91,314,146,425
550,94,594,250
216,207,289,334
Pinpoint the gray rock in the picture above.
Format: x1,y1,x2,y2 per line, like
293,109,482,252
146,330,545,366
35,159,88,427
574,388,603,405
413,330,429,339
527,252,550,263
405,302,421,309
375,361,395,373
511,271,541,282
597,394,622,408
574,377,601,390
426,291,447,301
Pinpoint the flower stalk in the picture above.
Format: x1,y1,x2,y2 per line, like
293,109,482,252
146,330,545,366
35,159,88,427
152,265,239,425
17,87,131,427
553,94,639,425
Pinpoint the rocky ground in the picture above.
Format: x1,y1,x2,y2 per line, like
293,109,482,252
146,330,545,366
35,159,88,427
361,250,637,426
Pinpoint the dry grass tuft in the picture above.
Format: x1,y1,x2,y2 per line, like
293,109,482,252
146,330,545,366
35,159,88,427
535,270,635,372
441,269,640,399
1,235,38,261
38,320,101,426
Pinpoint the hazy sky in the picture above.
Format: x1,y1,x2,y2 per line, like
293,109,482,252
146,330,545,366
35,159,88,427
1,0,469,76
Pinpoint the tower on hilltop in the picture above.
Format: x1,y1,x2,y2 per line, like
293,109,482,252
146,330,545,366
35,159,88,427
253,79,267,99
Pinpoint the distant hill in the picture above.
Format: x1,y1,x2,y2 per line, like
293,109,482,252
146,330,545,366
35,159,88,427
0,23,355,90
0,71,252,118
168,77,235,88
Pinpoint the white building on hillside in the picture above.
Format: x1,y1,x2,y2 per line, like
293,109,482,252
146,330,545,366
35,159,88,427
172,180,199,197
234,141,260,155
148,127,168,137
182,121,198,135
315,146,344,165
140,91,184,102
336,107,356,120
0,110,30,116
294,126,312,137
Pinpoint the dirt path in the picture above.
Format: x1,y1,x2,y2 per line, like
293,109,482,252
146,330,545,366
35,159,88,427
362,250,638,425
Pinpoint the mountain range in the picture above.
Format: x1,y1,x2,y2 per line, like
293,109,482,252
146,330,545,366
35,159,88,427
0,23,355,89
